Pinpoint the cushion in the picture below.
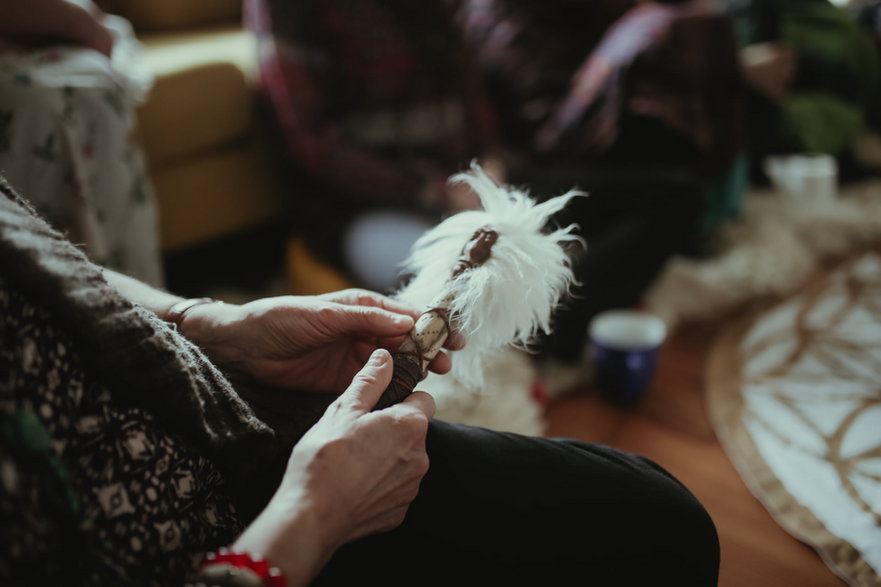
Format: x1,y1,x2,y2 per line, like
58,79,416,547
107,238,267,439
286,237,352,295
138,27,256,168
153,140,283,252
98,0,241,32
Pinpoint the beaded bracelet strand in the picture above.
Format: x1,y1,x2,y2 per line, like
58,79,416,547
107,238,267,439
190,548,286,587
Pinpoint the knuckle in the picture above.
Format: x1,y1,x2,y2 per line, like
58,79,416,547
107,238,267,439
405,482,422,503
313,303,339,322
416,453,430,477
420,393,437,415
354,290,375,305
393,409,430,435
353,369,382,390
326,397,348,415
387,506,408,529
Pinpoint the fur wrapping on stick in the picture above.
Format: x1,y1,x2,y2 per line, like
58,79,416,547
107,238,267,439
394,163,583,431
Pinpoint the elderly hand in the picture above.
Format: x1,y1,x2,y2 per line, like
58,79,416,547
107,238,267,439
233,349,436,585
180,288,462,393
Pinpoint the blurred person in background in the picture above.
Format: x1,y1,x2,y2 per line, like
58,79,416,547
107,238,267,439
452,0,746,366
248,0,746,370
246,0,503,294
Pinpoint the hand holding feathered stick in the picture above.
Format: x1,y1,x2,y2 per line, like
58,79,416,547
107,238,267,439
374,163,584,410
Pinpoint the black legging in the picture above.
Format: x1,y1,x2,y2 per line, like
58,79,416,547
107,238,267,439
312,420,720,585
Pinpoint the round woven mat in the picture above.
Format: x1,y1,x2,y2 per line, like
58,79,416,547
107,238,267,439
707,250,881,586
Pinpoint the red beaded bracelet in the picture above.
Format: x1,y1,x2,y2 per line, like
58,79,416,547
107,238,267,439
196,548,287,587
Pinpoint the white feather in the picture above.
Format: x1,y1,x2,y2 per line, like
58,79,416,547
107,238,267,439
396,162,585,388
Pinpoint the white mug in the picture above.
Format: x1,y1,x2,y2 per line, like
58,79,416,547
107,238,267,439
764,153,838,203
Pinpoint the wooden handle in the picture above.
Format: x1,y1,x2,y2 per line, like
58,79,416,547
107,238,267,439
373,226,498,409
373,295,452,410
373,351,425,410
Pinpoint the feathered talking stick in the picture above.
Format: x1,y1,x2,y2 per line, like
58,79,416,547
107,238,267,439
374,163,584,410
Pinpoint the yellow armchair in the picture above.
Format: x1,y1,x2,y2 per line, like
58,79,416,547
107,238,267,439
102,0,348,294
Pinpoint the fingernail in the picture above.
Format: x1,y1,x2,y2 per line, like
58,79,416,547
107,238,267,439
395,315,414,327
369,349,389,366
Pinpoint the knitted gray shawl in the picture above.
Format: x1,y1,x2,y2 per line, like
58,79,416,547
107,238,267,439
0,177,289,516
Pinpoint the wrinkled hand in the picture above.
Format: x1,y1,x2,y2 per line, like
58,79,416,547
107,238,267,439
181,288,462,393
283,349,435,541
233,349,436,585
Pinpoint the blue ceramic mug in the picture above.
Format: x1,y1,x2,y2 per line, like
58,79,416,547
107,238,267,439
589,310,667,404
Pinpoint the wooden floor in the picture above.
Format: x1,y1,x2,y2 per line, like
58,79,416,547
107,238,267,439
543,319,845,587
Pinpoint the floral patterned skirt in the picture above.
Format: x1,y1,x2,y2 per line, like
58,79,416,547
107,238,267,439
0,5,163,285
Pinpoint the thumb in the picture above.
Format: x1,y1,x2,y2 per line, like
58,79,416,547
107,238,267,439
340,348,394,412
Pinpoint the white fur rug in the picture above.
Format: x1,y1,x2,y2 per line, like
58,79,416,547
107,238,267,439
420,347,546,436
707,250,881,585
646,179,881,330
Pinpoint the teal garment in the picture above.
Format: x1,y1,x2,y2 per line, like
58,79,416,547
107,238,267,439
702,154,750,237
0,410,79,515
